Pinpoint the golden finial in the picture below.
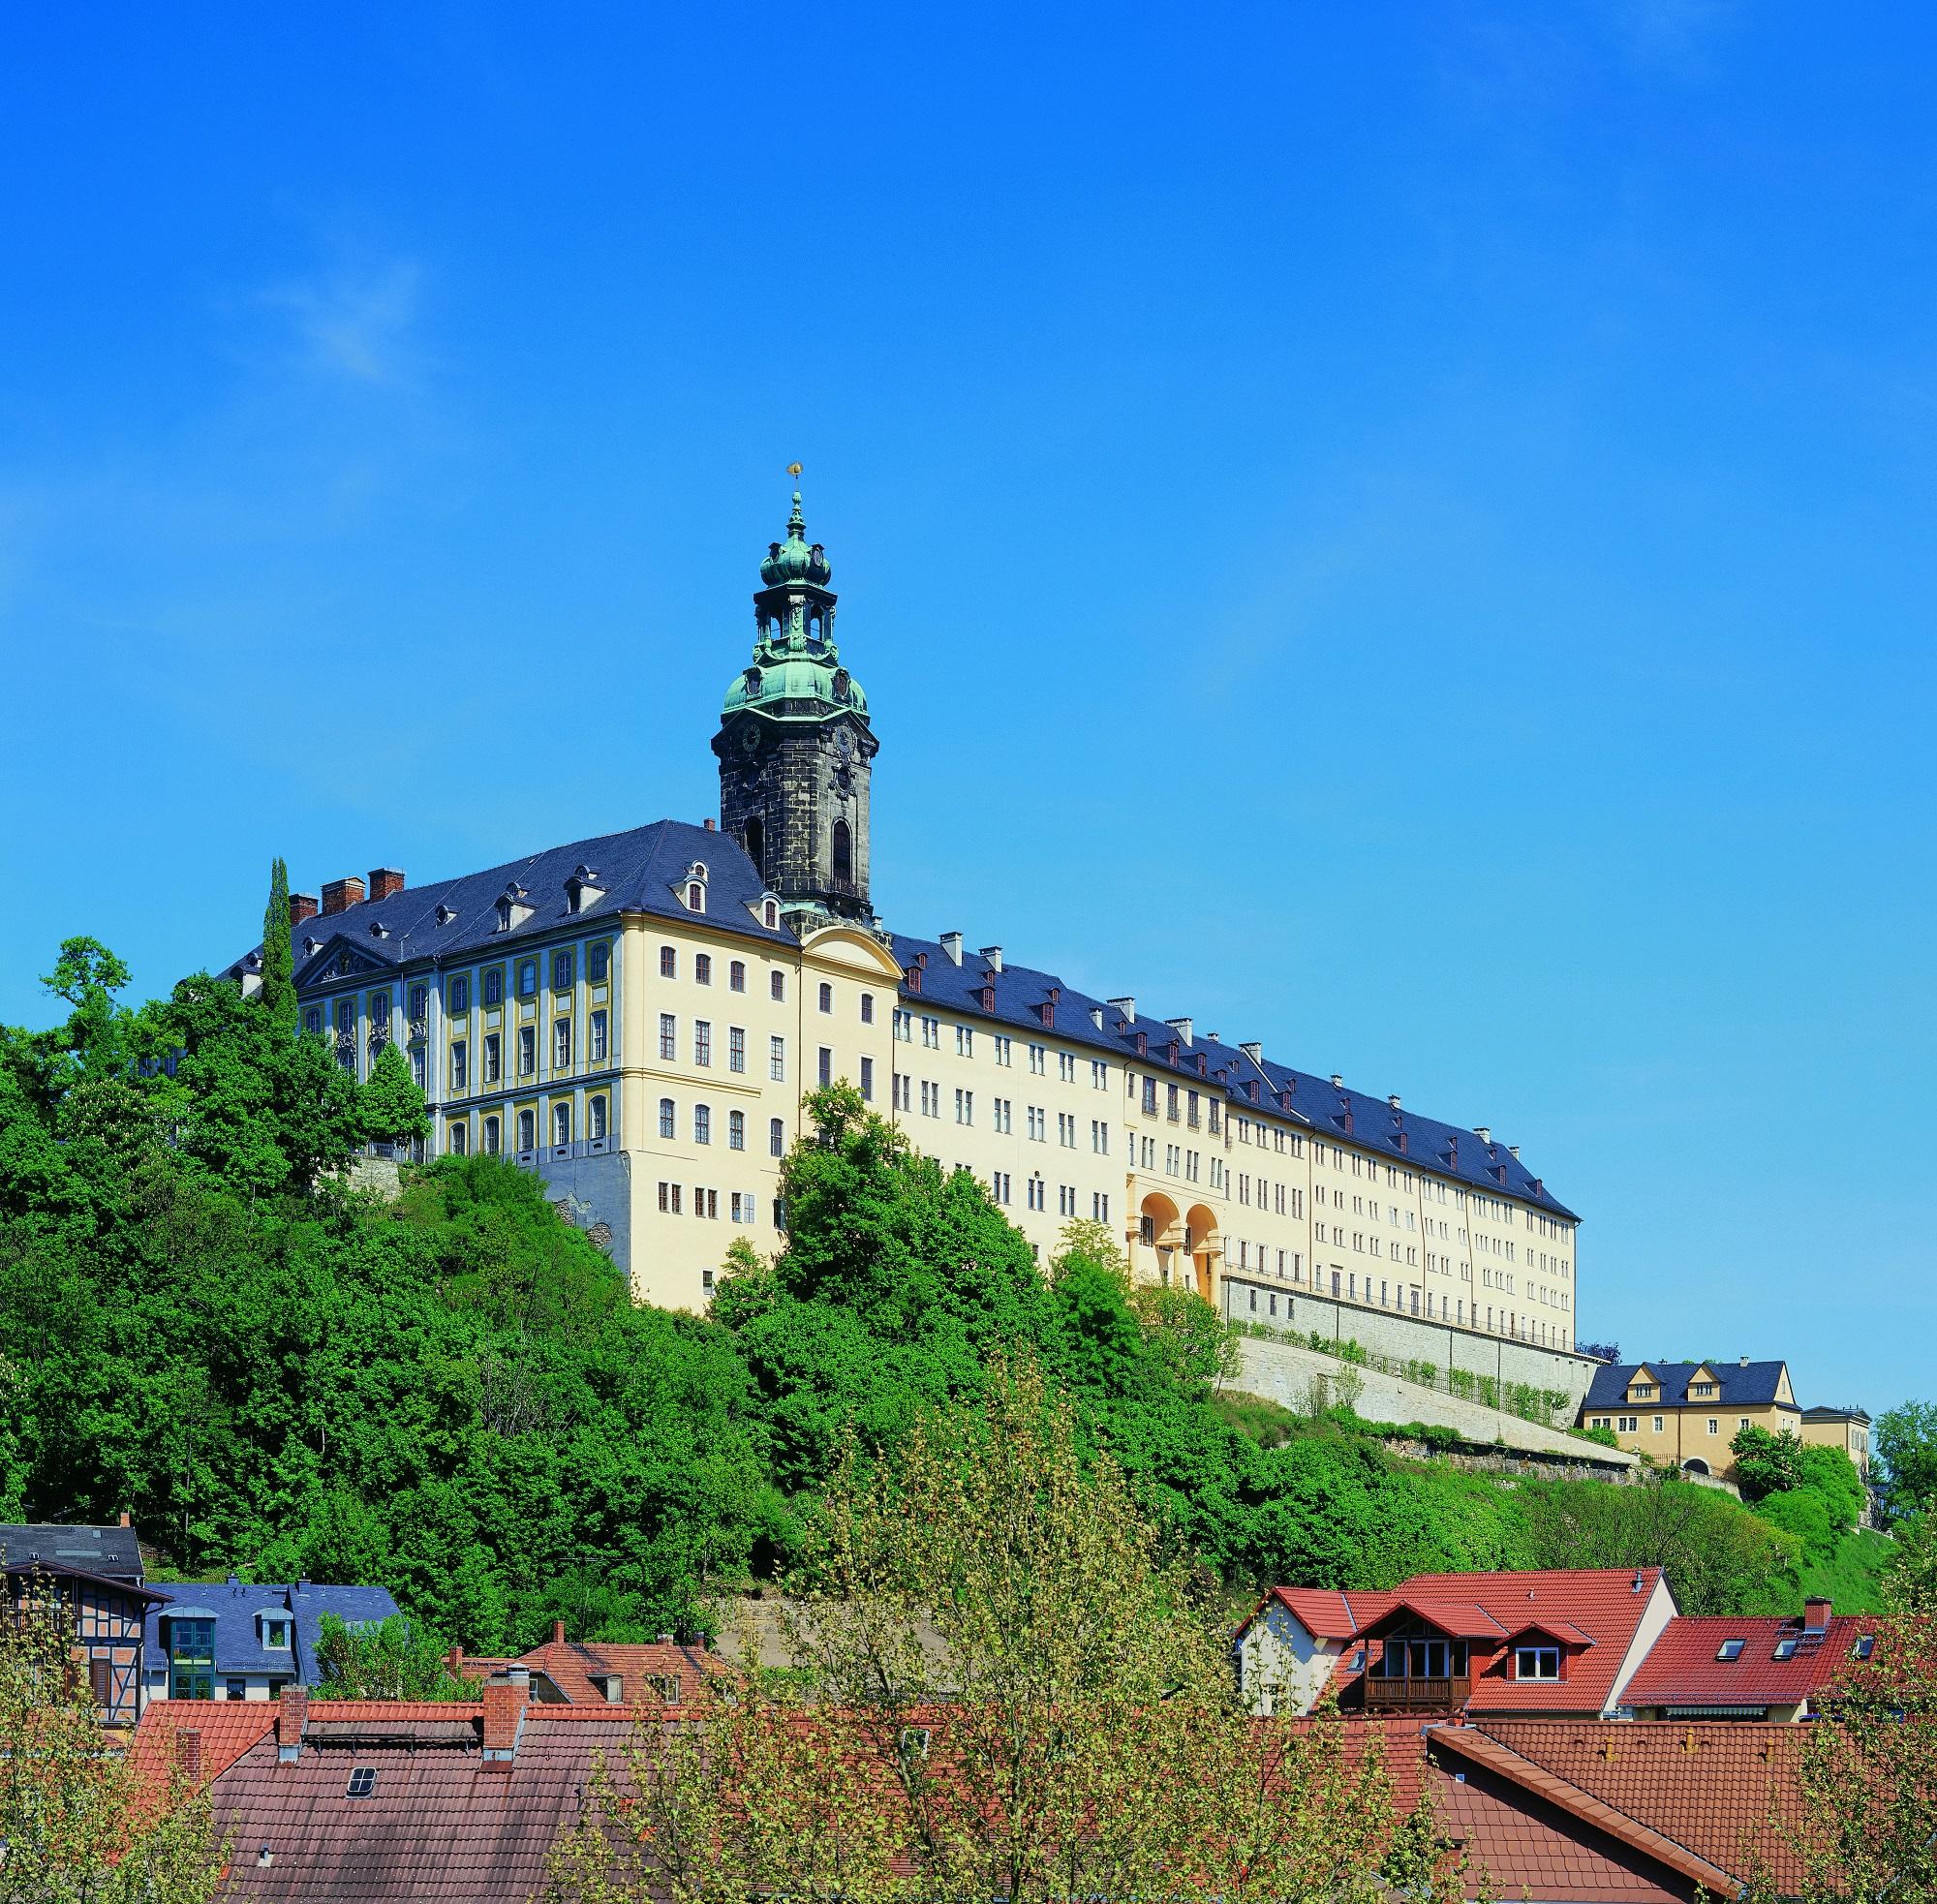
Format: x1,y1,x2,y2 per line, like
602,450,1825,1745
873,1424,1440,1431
785,461,803,479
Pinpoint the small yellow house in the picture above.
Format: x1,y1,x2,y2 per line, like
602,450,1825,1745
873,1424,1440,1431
1800,1405,1871,1486
1580,1360,1800,1482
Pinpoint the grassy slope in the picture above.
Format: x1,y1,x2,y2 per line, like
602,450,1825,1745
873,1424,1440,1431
1796,1526,1895,1614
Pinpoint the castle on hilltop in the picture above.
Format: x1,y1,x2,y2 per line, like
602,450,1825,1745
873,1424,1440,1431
231,490,1584,1390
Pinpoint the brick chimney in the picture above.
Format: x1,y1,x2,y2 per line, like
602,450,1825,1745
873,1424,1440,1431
367,868,406,902
1803,1596,1832,1634
176,1726,203,1785
552,1619,566,1645
118,1511,131,1527
480,1667,528,1772
321,875,365,916
290,892,320,925
276,1686,307,1763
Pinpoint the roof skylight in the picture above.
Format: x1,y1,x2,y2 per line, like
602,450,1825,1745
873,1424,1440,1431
1715,1638,1745,1662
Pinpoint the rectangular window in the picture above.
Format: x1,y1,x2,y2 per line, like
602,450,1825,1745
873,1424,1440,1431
589,1009,608,1063
694,1021,712,1067
1514,1645,1561,1681
818,1046,834,1087
554,1020,571,1067
450,1041,468,1090
553,950,574,990
694,953,712,986
729,1110,745,1150
770,1118,786,1157
955,1089,973,1124
956,1026,973,1057
1092,1060,1108,1090
1029,1042,1045,1074
589,1096,607,1140
661,947,677,978
518,1027,536,1075
995,1034,1012,1064
729,960,746,992
518,960,538,998
770,1036,786,1082
894,1072,910,1110
728,1027,746,1073
168,1618,215,1702
894,1008,912,1041
694,1104,711,1145
992,1097,1011,1133
771,970,785,1002
860,992,875,1024
448,974,471,1014
482,967,504,1006
1091,1191,1110,1222
660,1014,677,1060
860,1056,875,1101
1091,1121,1108,1154
922,1016,940,1048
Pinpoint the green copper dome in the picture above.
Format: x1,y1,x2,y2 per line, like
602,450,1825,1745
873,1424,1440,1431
759,492,832,588
723,490,868,723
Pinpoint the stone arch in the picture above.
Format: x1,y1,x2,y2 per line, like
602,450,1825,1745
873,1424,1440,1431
1137,1191,1184,1285
1682,1458,1710,1477
1184,1203,1222,1304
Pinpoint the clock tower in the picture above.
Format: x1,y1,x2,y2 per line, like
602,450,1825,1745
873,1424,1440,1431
713,490,879,927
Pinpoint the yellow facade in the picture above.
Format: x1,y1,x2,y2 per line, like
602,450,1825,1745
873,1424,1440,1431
1583,1363,1800,1481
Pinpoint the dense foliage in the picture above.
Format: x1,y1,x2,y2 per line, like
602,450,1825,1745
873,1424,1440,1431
0,903,1866,1648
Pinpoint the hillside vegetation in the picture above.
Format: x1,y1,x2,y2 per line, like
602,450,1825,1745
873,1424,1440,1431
0,916,1833,1648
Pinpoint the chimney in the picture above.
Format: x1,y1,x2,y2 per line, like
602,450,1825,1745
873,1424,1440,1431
702,817,715,831
118,1511,131,1528
1089,1007,1104,1029
1474,1126,1491,1145
1388,1095,1401,1111
979,945,1003,972
290,892,320,925
446,1644,464,1675
176,1727,203,1785
1739,1356,1750,1367
1165,1017,1193,1046
1802,1597,1831,1633
552,1619,566,1645
481,1668,528,1772
1240,1041,1263,1064
1509,1145,1520,1161
657,1634,674,1645
1107,997,1135,1024
320,875,365,916
276,1686,308,1763
367,868,407,903
938,932,964,965
1330,1074,1343,1090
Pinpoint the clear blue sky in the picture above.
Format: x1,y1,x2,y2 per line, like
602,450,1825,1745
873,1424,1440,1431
2,5,1930,1413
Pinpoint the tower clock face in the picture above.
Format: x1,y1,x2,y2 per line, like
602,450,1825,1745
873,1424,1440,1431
739,723,760,753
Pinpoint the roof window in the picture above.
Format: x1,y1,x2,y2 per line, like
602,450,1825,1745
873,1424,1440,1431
346,1767,377,1797
1772,1638,1799,1661
1854,1635,1875,1660
1716,1638,1745,1662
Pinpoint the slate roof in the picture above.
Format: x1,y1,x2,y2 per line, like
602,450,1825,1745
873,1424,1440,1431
239,819,797,988
887,932,1576,1217
1583,1361,1793,1411
0,1520,144,1582
244,816,1572,1219
1620,1612,1873,1712
144,1579,402,1685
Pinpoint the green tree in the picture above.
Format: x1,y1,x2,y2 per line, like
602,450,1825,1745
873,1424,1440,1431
0,1586,229,1903
1755,1488,1837,1567
314,1612,474,1700
1875,1400,1937,1527
1731,1424,1807,1504
543,1361,1466,1904
259,856,298,1034
359,1040,430,1151
1795,1442,1865,1536
39,935,133,1085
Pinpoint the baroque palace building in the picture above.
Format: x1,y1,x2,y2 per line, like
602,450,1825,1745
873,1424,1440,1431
237,492,1583,1351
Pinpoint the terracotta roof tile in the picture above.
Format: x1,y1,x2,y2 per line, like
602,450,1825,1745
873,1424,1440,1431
1622,1613,1873,1711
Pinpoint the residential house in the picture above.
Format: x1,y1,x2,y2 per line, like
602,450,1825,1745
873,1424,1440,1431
141,1576,400,1707
449,1620,728,1704
1580,1359,1800,1478
1237,1567,1676,1719
0,1519,165,1727
1619,1599,1877,1721
135,1682,1813,1901
1800,1405,1872,1489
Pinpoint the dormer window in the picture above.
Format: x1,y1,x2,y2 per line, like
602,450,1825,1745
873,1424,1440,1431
436,903,457,926
261,1616,292,1650
682,862,709,914
763,900,779,929
495,883,533,933
1513,1643,1561,1680
566,864,606,914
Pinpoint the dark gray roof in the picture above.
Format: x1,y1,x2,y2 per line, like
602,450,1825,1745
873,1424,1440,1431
0,1521,144,1582
889,932,1577,1218
1583,1362,1793,1411
146,1580,403,1683
234,820,796,987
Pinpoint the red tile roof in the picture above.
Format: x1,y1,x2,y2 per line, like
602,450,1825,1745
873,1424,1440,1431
1621,1613,1873,1712
1261,1587,1401,1639
1453,1720,1808,1893
453,1634,728,1705
129,1700,282,1796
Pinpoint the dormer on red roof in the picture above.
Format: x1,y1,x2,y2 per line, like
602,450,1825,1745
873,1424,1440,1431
1621,1611,1876,1721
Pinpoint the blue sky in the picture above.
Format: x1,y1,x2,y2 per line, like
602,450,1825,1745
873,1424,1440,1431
2,4,1930,1413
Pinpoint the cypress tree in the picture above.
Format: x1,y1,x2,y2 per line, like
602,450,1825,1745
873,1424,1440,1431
260,856,297,1033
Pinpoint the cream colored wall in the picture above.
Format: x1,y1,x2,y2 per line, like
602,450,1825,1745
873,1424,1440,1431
1606,1574,1678,1714
1800,1415,1870,1480
1236,1602,1342,1717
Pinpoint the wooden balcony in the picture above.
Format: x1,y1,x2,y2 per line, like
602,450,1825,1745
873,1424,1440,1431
1363,1674,1471,1714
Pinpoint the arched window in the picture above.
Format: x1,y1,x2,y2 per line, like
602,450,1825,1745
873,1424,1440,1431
482,1115,501,1155
763,900,779,929
694,1104,711,1145
728,1110,745,1151
589,1096,607,1141
517,1109,536,1152
447,1121,468,1156
832,818,852,883
817,982,833,1014
659,1098,675,1140
770,1118,785,1157
553,1102,572,1146
744,817,764,880
687,882,705,913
